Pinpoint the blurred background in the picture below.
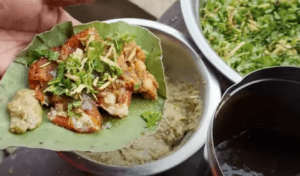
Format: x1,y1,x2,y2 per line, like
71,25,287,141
65,0,177,22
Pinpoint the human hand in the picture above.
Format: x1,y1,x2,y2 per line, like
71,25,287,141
0,0,95,78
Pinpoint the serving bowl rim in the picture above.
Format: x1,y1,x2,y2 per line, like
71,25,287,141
57,18,221,176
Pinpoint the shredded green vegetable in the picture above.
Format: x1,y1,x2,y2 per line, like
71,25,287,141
36,32,134,100
110,32,136,54
30,49,60,61
28,31,140,118
67,100,83,118
200,0,300,76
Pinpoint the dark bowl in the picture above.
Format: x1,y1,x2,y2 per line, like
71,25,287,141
206,66,300,175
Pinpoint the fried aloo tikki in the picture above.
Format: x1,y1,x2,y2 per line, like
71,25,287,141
27,27,159,133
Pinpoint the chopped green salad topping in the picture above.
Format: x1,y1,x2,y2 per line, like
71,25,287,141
200,0,300,76
30,33,135,101
67,100,82,118
30,49,60,61
141,111,162,128
111,32,135,54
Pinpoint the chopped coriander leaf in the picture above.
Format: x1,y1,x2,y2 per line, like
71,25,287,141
62,79,72,90
141,111,162,128
30,49,60,62
109,32,136,54
72,100,83,107
44,31,134,100
93,59,105,73
56,63,65,79
88,40,106,57
200,0,300,76
67,101,83,118
134,83,140,91
47,78,61,85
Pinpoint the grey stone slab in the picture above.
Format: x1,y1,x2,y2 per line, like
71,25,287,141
0,148,93,176
65,0,156,23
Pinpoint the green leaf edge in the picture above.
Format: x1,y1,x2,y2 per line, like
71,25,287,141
0,21,167,152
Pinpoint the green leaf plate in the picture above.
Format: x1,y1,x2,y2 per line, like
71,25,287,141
0,21,166,152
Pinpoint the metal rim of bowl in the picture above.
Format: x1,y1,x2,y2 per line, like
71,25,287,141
57,18,221,176
180,0,243,83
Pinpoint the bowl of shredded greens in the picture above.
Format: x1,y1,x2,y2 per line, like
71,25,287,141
181,0,300,82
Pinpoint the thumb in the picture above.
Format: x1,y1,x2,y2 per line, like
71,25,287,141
45,0,95,7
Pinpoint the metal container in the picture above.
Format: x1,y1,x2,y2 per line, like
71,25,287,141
57,19,221,176
206,66,300,176
181,0,243,83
